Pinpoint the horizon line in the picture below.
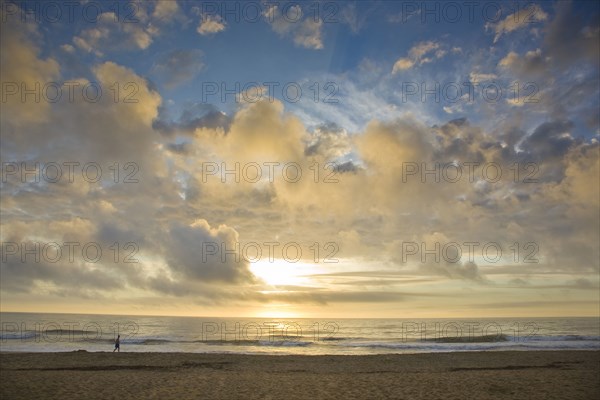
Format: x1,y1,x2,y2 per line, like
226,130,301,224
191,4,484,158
1,310,598,320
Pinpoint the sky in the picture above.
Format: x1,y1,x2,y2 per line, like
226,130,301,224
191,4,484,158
0,0,599,318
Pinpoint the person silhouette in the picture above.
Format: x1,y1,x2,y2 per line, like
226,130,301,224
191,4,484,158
113,334,120,352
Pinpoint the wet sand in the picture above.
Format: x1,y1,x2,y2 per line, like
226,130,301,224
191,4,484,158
1,350,598,399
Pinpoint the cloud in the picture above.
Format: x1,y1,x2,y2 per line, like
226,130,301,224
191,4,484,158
197,14,226,35
543,1,599,69
151,49,205,88
73,12,153,56
1,59,162,169
165,142,192,155
224,100,306,162
356,117,433,168
492,4,598,129
469,72,498,84
520,120,576,160
152,0,185,23
392,41,445,73
0,216,144,296
264,5,323,49
549,140,599,208
60,44,75,53
392,58,415,72
486,3,548,43
153,103,231,136
1,1,598,317
293,18,323,49
423,261,487,282
0,7,60,123
2,100,598,308
163,219,256,284
0,248,124,295
498,49,547,78
304,123,352,161
149,0,190,33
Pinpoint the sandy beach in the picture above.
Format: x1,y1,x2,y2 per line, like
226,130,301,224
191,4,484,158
1,350,598,399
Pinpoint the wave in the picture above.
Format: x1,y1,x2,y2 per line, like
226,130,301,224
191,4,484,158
86,338,315,347
201,339,313,347
261,340,313,347
3,331,598,354
44,329,99,335
321,336,351,341
523,335,600,342
1,331,39,340
125,338,173,345
1,330,114,340
422,334,510,343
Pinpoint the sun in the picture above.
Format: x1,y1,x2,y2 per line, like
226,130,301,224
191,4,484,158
248,260,324,318
250,259,318,287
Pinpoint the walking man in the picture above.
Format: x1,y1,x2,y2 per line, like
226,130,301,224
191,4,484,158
113,334,120,352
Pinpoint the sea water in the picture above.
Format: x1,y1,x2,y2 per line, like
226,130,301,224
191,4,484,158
1,313,598,355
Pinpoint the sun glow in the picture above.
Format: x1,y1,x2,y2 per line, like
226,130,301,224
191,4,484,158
250,259,319,287
253,308,300,318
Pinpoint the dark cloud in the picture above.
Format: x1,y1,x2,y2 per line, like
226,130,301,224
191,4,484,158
333,161,360,173
505,278,599,291
0,245,123,294
521,120,577,159
252,290,424,305
96,223,146,248
421,261,487,283
153,103,231,136
544,1,600,69
166,142,192,155
164,221,255,284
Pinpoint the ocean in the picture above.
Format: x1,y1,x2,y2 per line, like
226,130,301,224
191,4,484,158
1,313,598,355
